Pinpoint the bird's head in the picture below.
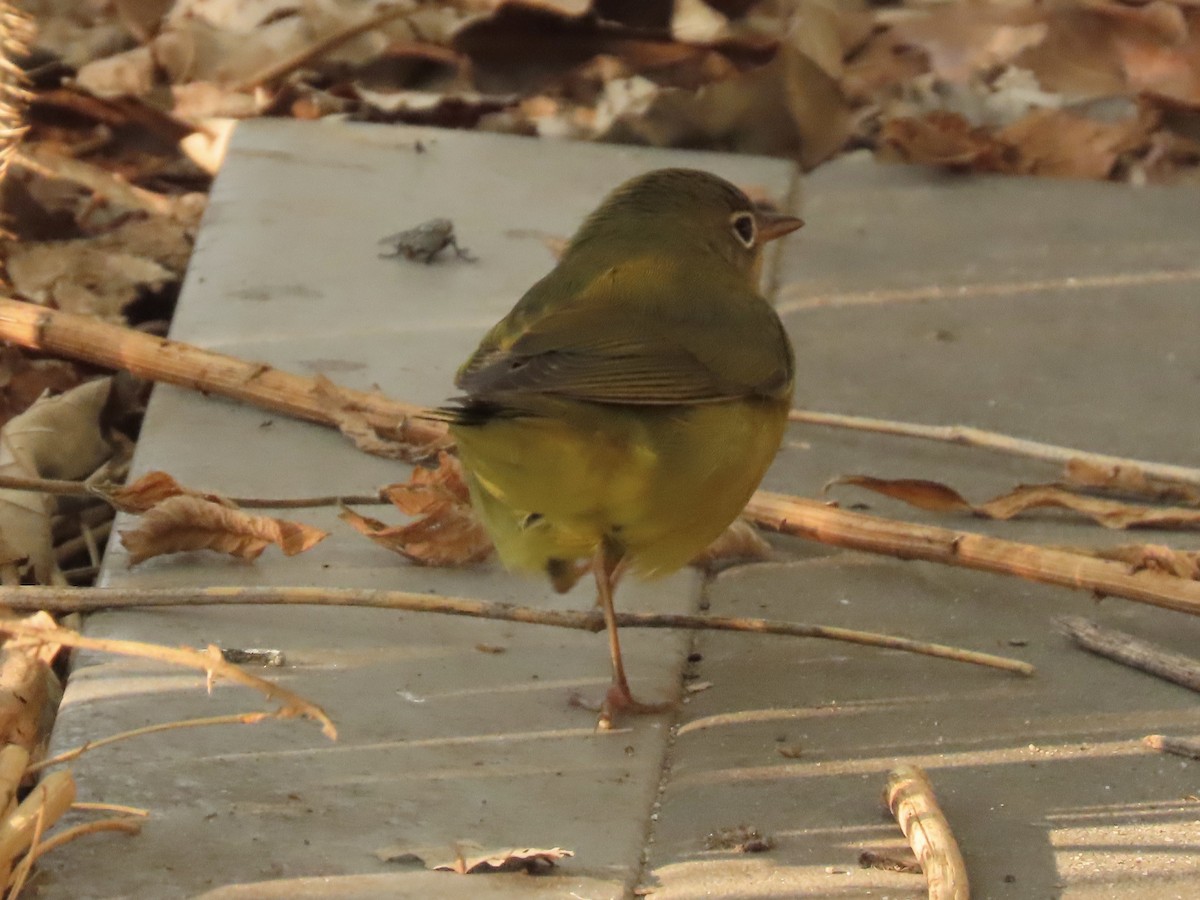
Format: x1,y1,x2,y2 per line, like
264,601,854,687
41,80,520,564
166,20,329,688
569,168,804,280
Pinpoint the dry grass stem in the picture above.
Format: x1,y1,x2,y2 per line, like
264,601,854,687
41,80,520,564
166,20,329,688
1054,617,1200,693
12,148,179,219
789,408,1200,489
24,817,142,868
745,492,1200,616
69,802,148,817
4,782,46,900
0,770,74,881
0,586,1032,675
885,764,969,900
0,617,335,739
0,299,447,461
233,4,417,92
28,712,271,775
1143,734,1200,760
0,747,27,821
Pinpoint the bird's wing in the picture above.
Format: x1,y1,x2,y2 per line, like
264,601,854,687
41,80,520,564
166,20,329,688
455,259,793,406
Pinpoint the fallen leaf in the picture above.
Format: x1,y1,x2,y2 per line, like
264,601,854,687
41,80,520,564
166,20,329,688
825,475,974,513
374,839,574,873
102,470,236,514
877,110,1010,170
341,452,493,566
340,503,493,568
997,105,1156,178
598,44,853,168
1063,458,1200,506
690,517,774,570
120,496,328,565
0,612,63,752
0,379,113,584
830,474,1200,531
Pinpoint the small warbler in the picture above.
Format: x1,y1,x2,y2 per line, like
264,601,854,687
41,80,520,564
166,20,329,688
442,168,801,727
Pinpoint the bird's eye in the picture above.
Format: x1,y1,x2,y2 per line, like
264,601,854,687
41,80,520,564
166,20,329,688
730,212,756,248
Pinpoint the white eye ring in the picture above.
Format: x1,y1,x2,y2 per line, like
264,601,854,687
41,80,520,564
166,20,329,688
730,212,756,248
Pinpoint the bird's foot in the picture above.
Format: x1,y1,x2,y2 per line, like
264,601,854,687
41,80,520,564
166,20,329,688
570,683,672,731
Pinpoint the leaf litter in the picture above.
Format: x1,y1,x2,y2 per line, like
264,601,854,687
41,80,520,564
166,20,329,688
5,0,1200,892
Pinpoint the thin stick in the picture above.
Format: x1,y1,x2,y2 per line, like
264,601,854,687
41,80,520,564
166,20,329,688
11,148,180,219
0,747,27,825
1054,617,1200,692
884,764,969,900
0,299,447,459
232,4,416,92
0,617,335,739
0,586,1032,676
4,783,46,900
28,712,271,775
0,471,387,509
1143,734,1200,760
789,409,1200,489
744,492,1200,617
70,802,148,817
0,770,74,877
24,817,142,865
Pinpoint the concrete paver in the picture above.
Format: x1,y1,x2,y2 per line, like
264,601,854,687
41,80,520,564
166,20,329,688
39,120,795,899
644,154,1200,899
37,123,1200,899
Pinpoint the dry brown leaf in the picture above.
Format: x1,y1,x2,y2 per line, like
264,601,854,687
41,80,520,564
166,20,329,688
998,106,1156,178
825,475,975,513
0,612,63,753
890,6,1048,83
340,503,493,568
690,517,774,570
375,841,573,874
877,111,1010,170
343,452,492,566
831,474,1200,531
0,379,113,584
598,44,852,168
979,485,1200,530
383,451,473,515
102,470,236,514
1064,458,1200,506
120,496,328,565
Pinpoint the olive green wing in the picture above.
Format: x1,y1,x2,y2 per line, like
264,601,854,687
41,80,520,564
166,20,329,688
455,259,793,406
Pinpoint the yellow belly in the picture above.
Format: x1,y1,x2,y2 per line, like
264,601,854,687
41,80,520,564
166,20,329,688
451,397,788,579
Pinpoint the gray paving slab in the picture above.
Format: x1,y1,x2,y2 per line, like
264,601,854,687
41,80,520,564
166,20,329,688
38,120,798,899
37,122,1200,899
642,155,1200,898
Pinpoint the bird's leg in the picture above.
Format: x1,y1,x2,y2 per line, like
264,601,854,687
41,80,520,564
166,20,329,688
594,540,671,730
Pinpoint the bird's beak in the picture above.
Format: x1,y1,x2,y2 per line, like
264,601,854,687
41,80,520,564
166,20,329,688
756,211,804,243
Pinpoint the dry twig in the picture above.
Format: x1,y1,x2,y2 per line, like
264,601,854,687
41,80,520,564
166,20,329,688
0,616,335,739
28,712,272,775
1054,617,1200,693
0,299,447,462
745,492,1200,617
885,765,969,900
23,816,142,866
1143,734,1200,760
232,4,417,92
0,770,74,884
0,586,1033,675
789,408,1200,489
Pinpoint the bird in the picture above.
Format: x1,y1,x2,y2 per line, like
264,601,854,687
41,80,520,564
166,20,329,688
441,168,801,728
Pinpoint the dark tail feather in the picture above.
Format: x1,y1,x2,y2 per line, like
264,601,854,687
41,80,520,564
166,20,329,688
425,398,514,427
